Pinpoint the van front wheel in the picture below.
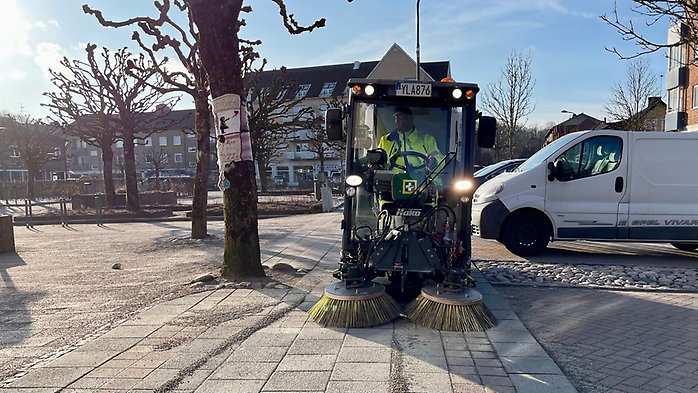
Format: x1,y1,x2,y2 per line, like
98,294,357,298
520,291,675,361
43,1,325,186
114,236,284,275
501,212,550,257
671,243,698,252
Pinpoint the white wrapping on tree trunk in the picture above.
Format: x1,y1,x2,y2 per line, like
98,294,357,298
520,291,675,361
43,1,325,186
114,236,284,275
212,93,253,190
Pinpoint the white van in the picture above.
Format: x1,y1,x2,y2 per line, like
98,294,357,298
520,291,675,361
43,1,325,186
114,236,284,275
471,130,698,256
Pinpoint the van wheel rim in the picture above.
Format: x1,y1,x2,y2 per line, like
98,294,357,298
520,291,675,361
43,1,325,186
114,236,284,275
517,224,538,246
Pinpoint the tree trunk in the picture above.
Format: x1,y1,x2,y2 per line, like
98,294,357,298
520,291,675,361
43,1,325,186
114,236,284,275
189,0,264,277
122,129,140,211
256,158,268,192
191,95,211,239
26,168,35,200
101,145,116,208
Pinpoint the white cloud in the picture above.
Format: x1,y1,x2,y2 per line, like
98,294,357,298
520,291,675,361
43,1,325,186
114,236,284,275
34,42,68,79
0,0,34,62
9,70,27,81
48,19,60,28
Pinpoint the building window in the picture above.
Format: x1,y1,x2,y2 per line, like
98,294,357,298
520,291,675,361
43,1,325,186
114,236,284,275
78,157,87,165
693,85,698,109
173,135,182,146
276,87,288,100
668,87,685,112
319,82,336,98
144,137,152,146
669,43,687,70
162,153,169,163
174,153,183,163
187,147,197,153
188,162,196,168
295,84,311,99
9,146,20,158
91,165,99,170
187,132,195,138
159,136,168,146
89,150,98,157
77,140,87,149
116,140,124,148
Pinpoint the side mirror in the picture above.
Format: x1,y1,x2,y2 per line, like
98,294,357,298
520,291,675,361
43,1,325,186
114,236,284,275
325,108,343,141
478,116,496,148
547,162,555,181
547,160,565,181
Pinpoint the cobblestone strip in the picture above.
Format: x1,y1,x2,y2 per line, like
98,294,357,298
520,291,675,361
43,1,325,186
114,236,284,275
477,260,698,292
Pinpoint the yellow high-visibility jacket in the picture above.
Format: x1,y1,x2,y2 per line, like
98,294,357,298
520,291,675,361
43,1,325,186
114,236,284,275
377,127,444,174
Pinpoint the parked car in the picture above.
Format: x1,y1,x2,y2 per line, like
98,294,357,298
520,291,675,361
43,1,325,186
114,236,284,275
273,175,285,186
473,159,526,189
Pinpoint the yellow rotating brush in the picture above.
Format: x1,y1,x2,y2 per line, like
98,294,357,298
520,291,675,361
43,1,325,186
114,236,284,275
404,285,496,331
309,281,401,328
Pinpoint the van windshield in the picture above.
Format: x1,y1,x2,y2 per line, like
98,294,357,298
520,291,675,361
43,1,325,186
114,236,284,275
516,132,583,172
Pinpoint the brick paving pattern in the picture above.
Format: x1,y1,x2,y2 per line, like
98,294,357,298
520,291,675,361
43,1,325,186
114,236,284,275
498,286,698,393
0,213,577,392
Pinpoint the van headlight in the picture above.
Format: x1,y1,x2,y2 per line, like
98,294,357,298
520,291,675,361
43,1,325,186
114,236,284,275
473,183,504,204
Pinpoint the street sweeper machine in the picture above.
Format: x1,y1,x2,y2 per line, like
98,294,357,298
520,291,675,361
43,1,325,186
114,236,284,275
309,78,498,331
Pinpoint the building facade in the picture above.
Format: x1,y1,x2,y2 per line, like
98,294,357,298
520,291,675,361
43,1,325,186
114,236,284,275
2,44,453,188
254,43,451,186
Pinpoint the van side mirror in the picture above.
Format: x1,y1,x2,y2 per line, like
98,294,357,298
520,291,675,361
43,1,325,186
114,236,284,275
547,162,555,181
547,160,565,181
477,116,497,148
325,108,343,141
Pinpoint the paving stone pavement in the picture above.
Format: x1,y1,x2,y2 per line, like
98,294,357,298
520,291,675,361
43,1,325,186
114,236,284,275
498,286,698,393
0,212,576,393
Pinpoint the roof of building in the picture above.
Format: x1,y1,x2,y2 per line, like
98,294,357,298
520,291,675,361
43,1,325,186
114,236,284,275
252,60,451,100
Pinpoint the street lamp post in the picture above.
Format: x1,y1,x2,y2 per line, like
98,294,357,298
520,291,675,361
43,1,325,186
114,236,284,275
561,109,576,118
416,0,421,81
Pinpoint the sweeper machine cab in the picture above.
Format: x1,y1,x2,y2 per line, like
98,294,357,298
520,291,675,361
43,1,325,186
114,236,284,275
310,78,497,331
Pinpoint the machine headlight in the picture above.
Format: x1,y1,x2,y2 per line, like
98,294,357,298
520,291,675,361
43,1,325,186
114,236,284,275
452,88,463,99
345,186,356,197
364,85,375,96
345,175,363,187
453,179,473,193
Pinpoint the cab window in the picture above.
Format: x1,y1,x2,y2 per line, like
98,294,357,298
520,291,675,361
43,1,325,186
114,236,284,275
554,136,623,181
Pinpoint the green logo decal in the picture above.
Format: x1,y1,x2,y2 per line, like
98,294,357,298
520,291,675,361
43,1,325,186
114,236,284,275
402,179,417,194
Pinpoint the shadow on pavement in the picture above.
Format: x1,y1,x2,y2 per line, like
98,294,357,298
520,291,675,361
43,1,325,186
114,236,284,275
0,252,46,351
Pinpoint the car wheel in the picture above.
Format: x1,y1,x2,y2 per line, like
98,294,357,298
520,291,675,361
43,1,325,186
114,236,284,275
671,243,698,252
501,211,550,257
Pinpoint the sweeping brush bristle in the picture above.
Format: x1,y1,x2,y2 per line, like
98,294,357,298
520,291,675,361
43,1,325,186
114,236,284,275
309,282,401,328
404,286,496,332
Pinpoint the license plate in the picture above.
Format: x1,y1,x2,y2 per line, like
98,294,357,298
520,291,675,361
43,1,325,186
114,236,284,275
395,82,432,97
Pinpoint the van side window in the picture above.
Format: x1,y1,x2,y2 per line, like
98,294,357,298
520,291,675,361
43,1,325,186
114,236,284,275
554,136,622,181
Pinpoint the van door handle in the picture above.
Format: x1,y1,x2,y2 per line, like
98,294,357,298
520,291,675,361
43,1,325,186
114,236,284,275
615,177,624,193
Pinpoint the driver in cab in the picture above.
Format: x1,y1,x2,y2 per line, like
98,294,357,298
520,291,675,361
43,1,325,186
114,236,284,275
377,106,445,184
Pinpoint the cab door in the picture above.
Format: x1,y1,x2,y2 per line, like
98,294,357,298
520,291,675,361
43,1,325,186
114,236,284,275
544,134,628,239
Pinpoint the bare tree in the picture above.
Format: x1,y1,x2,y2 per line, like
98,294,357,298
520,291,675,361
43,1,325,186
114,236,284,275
142,146,170,190
84,44,179,211
481,50,535,161
605,57,660,130
187,0,327,277
602,1,698,59
245,66,320,192
307,96,346,183
0,115,63,200
43,56,121,207
83,0,213,238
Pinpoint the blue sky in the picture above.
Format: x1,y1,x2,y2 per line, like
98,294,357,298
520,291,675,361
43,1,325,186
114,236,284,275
0,0,669,128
